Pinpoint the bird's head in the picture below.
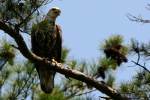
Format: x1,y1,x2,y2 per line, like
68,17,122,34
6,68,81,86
47,7,61,20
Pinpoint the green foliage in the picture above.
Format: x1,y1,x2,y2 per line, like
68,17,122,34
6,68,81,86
102,35,123,49
61,47,69,63
130,39,150,58
120,46,128,56
120,83,130,93
61,60,96,98
68,60,78,69
0,39,15,65
37,87,66,100
119,70,150,100
118,40,150,100
102,35,127,65
0,65,11,86
101,34,128,57
99,57,118,70
0,0,50,33
32,20,49,33
94,35,128,81
106,75,115,87
0,61,39,100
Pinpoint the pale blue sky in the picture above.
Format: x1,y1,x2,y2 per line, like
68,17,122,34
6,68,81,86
44,0,150,59
42,0,150,83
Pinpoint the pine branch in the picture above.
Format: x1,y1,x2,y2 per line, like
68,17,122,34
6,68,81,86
17,0,51,27
15,67,35,98
0,21,129,100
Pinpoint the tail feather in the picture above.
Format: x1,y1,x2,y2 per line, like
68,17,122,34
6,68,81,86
35,63,55,93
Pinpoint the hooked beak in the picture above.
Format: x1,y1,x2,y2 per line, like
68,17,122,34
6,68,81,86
55,11,61,16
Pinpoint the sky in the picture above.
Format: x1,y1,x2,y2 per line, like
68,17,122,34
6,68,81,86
1,0,150,98
41,0,150,83
44,0,150,60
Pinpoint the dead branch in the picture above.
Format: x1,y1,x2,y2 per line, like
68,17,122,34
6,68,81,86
132,61,150,73
127,13,150,23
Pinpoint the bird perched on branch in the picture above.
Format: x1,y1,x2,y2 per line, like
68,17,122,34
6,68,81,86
31,7,62,93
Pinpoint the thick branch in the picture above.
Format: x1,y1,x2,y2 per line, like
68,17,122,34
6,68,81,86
0,21,42,61
0,21,128,100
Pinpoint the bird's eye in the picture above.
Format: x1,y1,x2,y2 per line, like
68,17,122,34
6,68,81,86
51,8,56,11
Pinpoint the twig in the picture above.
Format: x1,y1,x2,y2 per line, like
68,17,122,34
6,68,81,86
127,13,150,23
74,89,97,96
99,96,111,100
10,44,19,49
15,67,35,98
0,58,7,71
131,61,150,73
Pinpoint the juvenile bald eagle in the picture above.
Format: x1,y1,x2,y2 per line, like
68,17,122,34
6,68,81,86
31,7,62,93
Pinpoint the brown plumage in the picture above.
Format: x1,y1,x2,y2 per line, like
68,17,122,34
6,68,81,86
31,7,62,93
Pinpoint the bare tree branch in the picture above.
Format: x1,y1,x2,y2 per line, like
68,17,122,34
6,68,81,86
74,89,97,96
127,13,150,23
130,42,150,73
15,67,35,98
0,21,128,100
99,96,111,100
131,61,150,73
